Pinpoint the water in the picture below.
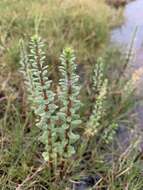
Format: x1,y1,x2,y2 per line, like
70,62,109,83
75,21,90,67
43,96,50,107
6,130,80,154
111,0,143,71
111,0,143,136
111,0,143,49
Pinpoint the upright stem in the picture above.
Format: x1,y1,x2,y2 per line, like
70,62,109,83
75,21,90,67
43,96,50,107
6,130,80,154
59,59,73,178
35,40,53,173
64,59,72,153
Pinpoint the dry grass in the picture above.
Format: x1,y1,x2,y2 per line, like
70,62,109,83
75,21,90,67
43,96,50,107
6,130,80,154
0,0,120,70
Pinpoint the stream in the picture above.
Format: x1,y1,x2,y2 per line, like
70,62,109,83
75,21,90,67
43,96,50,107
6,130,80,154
111,0,143,49
111,0,143,132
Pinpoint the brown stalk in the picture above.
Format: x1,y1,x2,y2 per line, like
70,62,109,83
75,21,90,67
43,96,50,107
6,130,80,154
59,58,73,179
16,163,46,190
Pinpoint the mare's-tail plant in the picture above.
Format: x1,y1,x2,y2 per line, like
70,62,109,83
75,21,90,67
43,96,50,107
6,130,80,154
87,57,108,136
58,48,81,173
85,57,118,143
20,35,57,171
20,36,81,176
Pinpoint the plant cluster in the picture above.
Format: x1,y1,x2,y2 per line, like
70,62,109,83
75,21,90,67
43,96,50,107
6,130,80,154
20,35,82,176
20,35,121,179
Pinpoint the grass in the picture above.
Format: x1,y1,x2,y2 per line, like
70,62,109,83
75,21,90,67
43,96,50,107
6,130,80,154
1,110,143,189
0,0,142,190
